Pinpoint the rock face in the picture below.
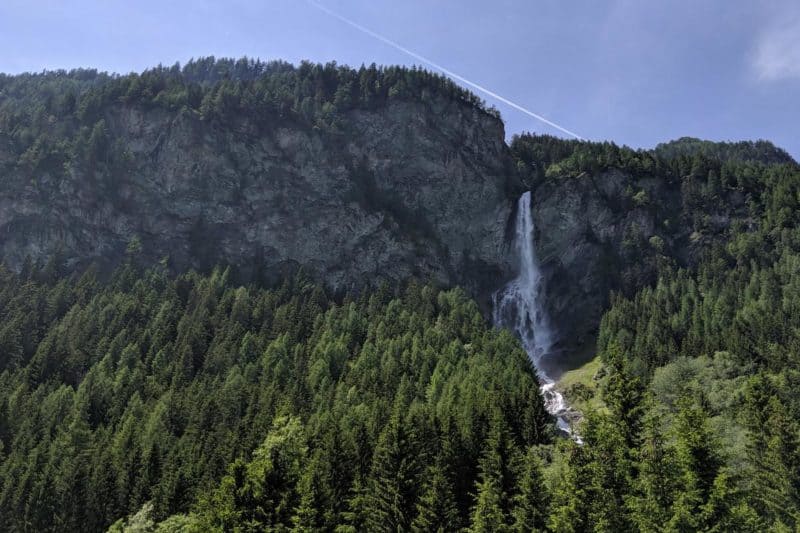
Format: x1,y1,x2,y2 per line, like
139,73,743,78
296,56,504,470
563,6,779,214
1,66,779,357
0,97,517,301
529,167,746,352
531,171,662,349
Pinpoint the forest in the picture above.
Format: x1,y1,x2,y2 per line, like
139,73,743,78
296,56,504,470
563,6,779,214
0,261,552,531
0,56,497,179
512,133,800,532
1,59,799,531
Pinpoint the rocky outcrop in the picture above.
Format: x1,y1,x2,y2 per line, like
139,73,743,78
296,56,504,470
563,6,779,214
0,97,517,301
530,167,745,352
0,66,775,355
530,170,660,348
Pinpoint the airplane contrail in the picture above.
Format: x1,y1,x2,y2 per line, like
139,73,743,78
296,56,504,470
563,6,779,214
306,0,584,140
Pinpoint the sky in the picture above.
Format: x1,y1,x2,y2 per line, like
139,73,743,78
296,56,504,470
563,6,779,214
0,0,798,159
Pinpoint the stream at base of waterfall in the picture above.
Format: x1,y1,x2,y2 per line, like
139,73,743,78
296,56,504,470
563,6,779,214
492,191,578,438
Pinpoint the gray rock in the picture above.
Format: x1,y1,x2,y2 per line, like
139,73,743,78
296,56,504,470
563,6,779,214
0,98,517,305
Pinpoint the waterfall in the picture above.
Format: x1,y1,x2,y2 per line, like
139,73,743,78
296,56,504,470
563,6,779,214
493,191,573,435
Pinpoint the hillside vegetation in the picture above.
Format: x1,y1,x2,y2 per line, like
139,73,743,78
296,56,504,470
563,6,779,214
0,262,551,531
1,59,800,531
517,134,800,532
0,57,514,298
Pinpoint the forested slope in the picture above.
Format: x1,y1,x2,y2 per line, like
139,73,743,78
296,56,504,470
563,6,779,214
522,136,800,531
0,58,515,299
2,58,800,532
0,262,551,531
511,133,798,350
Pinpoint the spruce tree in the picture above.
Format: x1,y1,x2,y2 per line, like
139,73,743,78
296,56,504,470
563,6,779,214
547,440,590,533
744,378,800,529
364,413,421,532
668,396,723,531
602,342,645,449
629,406,679,531
411,457,460,533
292,451,329,532
511,447,549,533
582,413,633,532
470,413,516,532
471,469,509,533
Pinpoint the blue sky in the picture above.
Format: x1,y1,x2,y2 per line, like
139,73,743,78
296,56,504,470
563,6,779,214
1,0,798,159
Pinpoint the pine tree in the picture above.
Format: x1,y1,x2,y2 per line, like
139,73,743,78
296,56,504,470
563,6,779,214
411,457,460,533
668,396,723,532
629,406,679,531
470,413,516,532
744,378,800,529
292,451,329,532
700,469,760,533
471,469,509,533
582,413,633,532
364,413,421,532
602,342,645,449
547,440,590,533
511,447,548,533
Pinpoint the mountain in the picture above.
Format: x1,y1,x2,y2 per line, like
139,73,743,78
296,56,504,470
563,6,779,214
2,58,800,532
510,134,798,356
5,59,795,352
0,59,516,301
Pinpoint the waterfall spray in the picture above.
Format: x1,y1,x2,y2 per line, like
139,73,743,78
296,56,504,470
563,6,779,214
493,191,574,435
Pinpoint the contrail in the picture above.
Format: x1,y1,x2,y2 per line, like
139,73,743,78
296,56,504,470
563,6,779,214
306,0,584,140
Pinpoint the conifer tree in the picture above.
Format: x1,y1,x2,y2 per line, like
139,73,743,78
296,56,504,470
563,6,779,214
511,447,549,533
744,378,800,529
364,413,421,532
292,451,330,532
547,440,590,533
668,396,723,531
411,456,460,533
602,342,645,449
700,469,760,533
471,468,509,533
470,412,517,532
582,413,633,532
629,405,679,531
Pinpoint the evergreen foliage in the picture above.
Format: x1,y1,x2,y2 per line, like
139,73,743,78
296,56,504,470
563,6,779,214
0,263,549,531
2,60,800,531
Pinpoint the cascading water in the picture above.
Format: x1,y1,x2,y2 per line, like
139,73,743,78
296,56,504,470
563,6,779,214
493,191,573,435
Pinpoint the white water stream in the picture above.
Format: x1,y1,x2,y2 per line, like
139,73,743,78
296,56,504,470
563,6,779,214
492,191,574,436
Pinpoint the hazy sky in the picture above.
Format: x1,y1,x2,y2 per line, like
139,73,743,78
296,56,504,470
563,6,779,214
1,0,798,159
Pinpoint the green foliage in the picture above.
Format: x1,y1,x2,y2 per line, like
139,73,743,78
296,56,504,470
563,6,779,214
411,455,461,532
562,131,800,531
0,58,498,185
362,412,423,532
503,133,800,531
0,263,549,531
628,406,679,532
469,413,518,532
2,73,800,531
511,447,549,532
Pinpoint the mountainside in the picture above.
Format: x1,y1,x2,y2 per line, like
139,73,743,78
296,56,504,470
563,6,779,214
512,135,797,355
3,59,800,532
0,60,517,302
0,265,551,532
2,59,796,351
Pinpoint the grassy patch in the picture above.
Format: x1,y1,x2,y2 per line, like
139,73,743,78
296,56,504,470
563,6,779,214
556,355,607,415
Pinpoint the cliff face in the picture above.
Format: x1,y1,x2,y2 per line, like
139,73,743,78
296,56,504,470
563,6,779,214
530,167,753,352
531,170,667,349
2,64,789,358
0,97,517,299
